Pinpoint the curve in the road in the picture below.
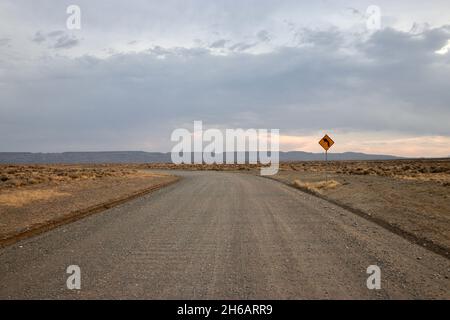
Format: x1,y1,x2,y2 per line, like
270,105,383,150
0,171,449,299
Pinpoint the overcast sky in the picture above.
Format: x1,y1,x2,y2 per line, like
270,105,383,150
1,0,449,156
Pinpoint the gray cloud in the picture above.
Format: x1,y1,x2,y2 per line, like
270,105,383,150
1,1,450,153
2,25,450,152
256,30,271,42
47,30,65,38
31,30,80,49
360,26,450,59
32,31,46,43
296,28,343,48
229,42,257,52
0,38,11,46
210,39,228,48
52,34,80,49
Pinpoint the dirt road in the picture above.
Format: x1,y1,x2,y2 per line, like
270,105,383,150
0,171,449,299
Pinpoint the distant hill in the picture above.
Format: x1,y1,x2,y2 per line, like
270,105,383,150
0,151,402,164
0,151,171,164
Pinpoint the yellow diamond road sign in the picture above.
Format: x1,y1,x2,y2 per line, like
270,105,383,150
319,134,334,151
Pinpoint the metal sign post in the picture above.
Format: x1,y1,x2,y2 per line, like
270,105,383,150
319,134,334,183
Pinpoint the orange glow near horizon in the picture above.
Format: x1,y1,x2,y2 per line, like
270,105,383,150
279,134,450,158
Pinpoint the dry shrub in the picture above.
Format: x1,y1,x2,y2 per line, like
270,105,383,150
293,179,340,194
0,189,70,207
0,165,154,190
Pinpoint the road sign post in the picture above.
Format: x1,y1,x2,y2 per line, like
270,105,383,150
318,134,335,183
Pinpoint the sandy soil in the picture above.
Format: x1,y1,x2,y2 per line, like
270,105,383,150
0,165,178,245
268,160,450,257
139,163,260,171
1,171,449,299
280,159,450,185
1,160,449,259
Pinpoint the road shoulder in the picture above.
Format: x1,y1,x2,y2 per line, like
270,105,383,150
0,166,179,248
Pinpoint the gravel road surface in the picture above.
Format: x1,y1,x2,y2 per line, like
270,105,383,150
0,171,449,299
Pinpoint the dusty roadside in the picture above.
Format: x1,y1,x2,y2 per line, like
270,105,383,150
268,160,450,258
0,165,179,247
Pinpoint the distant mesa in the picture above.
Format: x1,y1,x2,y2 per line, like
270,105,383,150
0,151,403,164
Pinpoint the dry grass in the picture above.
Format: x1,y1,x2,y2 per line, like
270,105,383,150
141,160,450,186
0,165,167,207
0,165,145,190
293,179,340,193
0,189,69,207
282,159,450,185
0,167,178,245
2,160,448,190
